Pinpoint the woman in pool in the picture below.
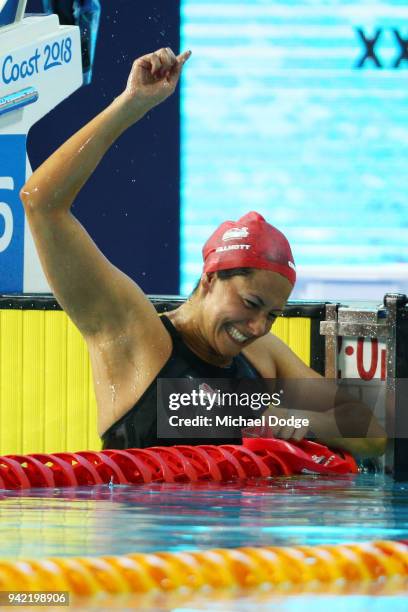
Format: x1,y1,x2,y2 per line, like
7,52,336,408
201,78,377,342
20,47,385,456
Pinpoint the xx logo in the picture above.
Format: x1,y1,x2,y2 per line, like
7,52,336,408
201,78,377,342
355,27,408,68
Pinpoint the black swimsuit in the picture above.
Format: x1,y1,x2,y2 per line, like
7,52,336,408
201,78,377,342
101,315,261,449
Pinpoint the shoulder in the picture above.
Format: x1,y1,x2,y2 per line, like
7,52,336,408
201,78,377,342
244,332,322,380
242,334,275,377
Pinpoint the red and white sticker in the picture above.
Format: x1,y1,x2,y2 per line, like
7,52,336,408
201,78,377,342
338,337,387,380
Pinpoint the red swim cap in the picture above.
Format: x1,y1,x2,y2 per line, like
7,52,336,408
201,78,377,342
202,211,296,285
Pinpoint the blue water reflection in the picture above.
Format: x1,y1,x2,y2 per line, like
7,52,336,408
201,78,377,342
0,474,407,560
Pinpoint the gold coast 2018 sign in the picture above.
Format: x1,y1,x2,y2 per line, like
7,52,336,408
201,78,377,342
1,38,73,85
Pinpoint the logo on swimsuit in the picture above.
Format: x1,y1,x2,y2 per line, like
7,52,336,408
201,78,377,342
222,226,249,241
199,382,222,409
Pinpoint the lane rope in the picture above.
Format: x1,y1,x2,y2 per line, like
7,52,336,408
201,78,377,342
0,541,406,596
0,439,358,489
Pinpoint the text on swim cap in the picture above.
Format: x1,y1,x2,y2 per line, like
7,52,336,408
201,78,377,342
215,244,251,253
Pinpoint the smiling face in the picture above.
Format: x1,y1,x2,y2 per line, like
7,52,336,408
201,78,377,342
197,269,293,360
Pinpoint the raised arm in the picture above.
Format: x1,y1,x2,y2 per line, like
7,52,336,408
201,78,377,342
20,48,191,337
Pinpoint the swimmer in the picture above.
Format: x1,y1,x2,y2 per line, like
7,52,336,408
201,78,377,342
20,47,386,456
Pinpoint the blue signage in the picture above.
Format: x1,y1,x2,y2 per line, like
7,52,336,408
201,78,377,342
0,0,20,27
0,135,26,292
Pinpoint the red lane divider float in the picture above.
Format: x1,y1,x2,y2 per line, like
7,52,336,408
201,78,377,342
102,450,156,483
199,445,247,480
52,452,104,485
0,438,358,490
0,457,31,489
243,438,358,475
174,446,223,481
149,447,200,482
30,454,78,487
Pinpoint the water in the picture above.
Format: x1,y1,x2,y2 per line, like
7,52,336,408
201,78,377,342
0,474,407,560
1,473,407,609
179,0,408,295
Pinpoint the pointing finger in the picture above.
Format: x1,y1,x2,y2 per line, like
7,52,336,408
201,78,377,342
177,50,192,65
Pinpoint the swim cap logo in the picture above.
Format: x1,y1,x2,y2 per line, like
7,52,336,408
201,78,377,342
222,226,249,241
288,261,296,270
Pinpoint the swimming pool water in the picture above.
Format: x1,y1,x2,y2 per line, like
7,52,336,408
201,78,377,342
1,474,407,560
180,0,408,295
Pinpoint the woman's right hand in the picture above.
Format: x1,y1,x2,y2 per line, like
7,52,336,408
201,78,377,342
119,47,192,119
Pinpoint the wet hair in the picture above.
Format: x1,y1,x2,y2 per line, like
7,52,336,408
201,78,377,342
190,268,254,296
